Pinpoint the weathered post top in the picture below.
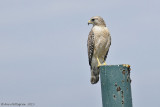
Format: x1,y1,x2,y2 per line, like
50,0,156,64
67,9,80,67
100,64,132,107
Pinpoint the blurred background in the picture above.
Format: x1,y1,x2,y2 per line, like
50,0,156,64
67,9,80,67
0,0,160,107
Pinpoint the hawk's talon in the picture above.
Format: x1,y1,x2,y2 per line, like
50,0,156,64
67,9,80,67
123,64,130,68
102,62,107,66
97,64,101,67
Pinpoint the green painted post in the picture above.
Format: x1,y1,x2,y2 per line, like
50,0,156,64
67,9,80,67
100,64,132,107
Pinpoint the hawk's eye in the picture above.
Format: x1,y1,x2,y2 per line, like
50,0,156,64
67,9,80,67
91,19,95,21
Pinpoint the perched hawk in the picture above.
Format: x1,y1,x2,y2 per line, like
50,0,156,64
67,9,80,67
87,16,111,84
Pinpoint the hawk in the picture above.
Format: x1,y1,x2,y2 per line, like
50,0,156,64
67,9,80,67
87,16,111,84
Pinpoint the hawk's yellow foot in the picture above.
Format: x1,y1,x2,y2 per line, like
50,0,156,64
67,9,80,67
97,57,102,67
102,62,107,66
123,64,130,68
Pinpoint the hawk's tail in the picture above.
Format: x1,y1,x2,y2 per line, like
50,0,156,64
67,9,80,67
90,67,100,84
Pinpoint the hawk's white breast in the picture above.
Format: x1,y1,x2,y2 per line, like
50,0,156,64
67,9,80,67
92,26,109,57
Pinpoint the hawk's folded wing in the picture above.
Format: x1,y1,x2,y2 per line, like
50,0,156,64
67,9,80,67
87,30,94,66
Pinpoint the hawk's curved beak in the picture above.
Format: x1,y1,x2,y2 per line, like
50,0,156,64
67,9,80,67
88,20,92,25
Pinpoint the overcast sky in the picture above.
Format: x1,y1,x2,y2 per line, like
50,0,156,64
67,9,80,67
0,0,160,107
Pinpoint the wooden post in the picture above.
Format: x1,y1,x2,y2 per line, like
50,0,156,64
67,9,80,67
100,64,132,107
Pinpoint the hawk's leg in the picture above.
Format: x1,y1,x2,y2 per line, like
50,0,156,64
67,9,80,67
97,57,102,67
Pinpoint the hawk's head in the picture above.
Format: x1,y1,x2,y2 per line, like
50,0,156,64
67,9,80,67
88,16,106,27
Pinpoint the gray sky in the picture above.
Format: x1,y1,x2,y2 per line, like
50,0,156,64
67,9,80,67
0,0,160,107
